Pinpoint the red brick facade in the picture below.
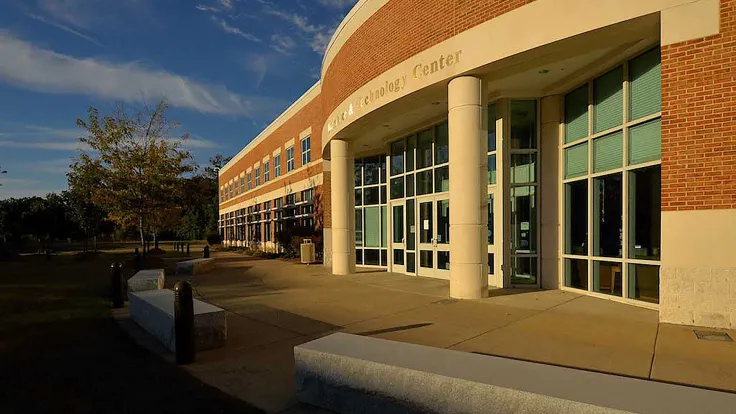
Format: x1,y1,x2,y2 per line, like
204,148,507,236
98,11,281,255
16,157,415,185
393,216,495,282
661,0,736,211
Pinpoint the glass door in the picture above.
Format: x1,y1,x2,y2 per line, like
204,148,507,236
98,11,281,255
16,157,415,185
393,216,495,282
416,195,450,279
390,201,406,273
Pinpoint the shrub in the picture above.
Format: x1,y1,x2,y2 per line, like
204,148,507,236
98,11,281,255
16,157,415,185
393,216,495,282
206,231,222,245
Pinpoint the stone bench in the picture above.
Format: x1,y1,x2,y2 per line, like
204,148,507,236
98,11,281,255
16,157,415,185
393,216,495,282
127,269,165,292
129,289,226,352
295,333,736,414
176,258,215,275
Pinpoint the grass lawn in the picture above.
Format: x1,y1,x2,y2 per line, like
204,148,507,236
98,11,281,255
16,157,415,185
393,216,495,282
0,249,262,414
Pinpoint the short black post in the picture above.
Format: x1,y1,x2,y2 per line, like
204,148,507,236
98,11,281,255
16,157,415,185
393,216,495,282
186,243,190,256
174,281,195,365
110,262,124,308
45,249,51,261
203,245,210,259
133,248,141,272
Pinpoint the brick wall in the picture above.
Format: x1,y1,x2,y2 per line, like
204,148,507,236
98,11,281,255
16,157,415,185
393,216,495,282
661,0,736,211
322,0,534,118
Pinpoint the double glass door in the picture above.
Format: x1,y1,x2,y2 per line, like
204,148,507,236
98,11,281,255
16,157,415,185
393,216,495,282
416,196,450,279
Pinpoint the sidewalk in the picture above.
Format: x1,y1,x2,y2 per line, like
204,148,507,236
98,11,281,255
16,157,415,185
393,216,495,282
161,254,736,413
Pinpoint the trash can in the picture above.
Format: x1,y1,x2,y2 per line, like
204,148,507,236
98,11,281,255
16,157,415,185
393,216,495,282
300,239,315,264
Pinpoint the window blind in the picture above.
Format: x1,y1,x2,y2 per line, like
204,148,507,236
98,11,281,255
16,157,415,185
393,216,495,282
630,48,661,121
629,118,661,165
565,142,588,179
565,85,589,143
594,67,623,133
364,207,381,247
594,131,623,173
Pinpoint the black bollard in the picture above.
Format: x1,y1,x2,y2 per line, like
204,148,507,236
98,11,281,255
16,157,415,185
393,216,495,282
174,281,195,365
186,243,190,256
133,248,141,272
110,262,124,308
45,249,51,261
203,245,210,259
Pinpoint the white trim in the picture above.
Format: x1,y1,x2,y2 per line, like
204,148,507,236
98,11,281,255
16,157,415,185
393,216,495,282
272,147,282,157
262,155,270,164
299,127,312,140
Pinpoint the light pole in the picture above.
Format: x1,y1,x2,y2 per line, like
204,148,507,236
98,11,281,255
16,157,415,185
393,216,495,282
0,166,7,186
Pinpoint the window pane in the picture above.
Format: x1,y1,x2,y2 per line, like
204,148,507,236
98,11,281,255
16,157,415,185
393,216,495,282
594,66,623,133
630,47,661,121
381,206,387,247
380,186,386,204
565,259,589,290
510,153,536,184
354,161,362,186
434,166,449,193
417,129,433,168
488,104,497,152
510,100,537,149
355,189,362,206
565,85,589,143
565,142,588,179
593,261,622,297
628,264,659,303
407,252,416,273
511,257,537,285
419,201,433,244
594,174,622,258
487,194,494,245
406,134,416,172
488,154,497,185
364,249,380,266
593,131,623,173
364,156,381,185
356,250,363,265
364,187,380,205
355,209,363,247
381,249,388,267
438,251,450,270
488,253,494,275
390,177,404,199
417,170,433,195
406,174,415,197
565,180,588,255
511,186,536,254
364,207,380,247
393,206,404,243
435,122,449,164
437,199,449,244
419,250,433,268
629,118,661,165
406,199,415,251
629,165,661,260
393,248,404,265
390,140,404,176
380,156,387,184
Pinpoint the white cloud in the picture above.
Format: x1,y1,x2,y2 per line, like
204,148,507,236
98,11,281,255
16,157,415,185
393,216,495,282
176,138,222,149
310,29,334,54
0,32,278,117
210,16,261,42
0,124,80,140
316,0,358,9
196,4,220,12
262,7,339,55
244,54,269,87
0,140,88,151
26,13,103,46
219,0,233,9
270,34,296,55
263,8,319,33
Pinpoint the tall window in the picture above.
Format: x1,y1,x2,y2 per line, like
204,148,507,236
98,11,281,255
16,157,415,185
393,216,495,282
274,154,282,177
301,136,311,166
263,161,270,183
487,104,498,277
355,155,388,267
240,176,245,193
247,172,252,190
562,47,661,304
286,147,295,172
255,166,261,186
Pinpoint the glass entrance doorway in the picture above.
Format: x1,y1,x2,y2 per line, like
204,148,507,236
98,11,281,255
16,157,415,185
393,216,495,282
416,196,450,279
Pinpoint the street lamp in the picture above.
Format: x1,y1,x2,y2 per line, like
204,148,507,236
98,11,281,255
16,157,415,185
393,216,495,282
0,166,6,186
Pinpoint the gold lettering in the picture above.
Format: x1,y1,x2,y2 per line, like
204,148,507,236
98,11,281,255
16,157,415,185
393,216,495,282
413,64,422,79
446,54,454,66
439,55,445,69
454,50,462,64
430,61,438,74
423,65,429,76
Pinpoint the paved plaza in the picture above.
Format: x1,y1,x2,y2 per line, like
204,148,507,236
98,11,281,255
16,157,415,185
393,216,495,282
132,253,736,413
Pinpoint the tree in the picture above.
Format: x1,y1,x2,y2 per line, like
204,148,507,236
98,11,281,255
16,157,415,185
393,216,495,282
70,99,194,248
176,154,231,241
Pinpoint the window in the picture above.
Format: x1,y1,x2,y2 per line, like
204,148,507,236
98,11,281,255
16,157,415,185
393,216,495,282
301,136,311,166
354,156,389,267
247,172,252,190
264,161,270,183
255,166,260,186
562,47,661,303
301,188,314,202
274,154,282,177
235,178,240,195
240,176,245,193
220,187,224,202
286,147,295,172
286,193,296,205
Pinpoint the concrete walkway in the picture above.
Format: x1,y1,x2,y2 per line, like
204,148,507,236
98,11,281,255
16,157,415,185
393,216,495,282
162,254,736,413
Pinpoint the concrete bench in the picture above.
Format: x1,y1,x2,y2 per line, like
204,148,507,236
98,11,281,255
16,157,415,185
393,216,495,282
127,269,164,292
176,258,215,275
295,333,736,414
129,289,226,352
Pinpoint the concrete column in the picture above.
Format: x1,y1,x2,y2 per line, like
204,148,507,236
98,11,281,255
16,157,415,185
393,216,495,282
330,139,356,275
448,76,488,299
540,95,561,290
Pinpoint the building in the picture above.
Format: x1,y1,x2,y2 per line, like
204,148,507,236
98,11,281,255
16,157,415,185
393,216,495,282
219,0,736,329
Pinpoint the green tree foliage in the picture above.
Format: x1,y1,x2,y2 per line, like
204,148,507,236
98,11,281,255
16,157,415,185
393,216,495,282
176,155,231,241
71,99,194,247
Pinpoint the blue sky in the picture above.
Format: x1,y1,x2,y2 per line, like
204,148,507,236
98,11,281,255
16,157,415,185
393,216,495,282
0,0,356,199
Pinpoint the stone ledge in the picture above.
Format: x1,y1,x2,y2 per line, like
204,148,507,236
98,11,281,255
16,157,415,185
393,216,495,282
295,333,736,414
176,258,215,275
130,289,226,352
127,269,165,292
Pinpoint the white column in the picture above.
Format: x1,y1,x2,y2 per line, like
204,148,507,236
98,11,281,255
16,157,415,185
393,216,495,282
330,139,356,275
448,76,488,299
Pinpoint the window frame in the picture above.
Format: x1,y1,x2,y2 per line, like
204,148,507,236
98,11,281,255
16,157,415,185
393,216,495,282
301,136,311,166
286,147,295,172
